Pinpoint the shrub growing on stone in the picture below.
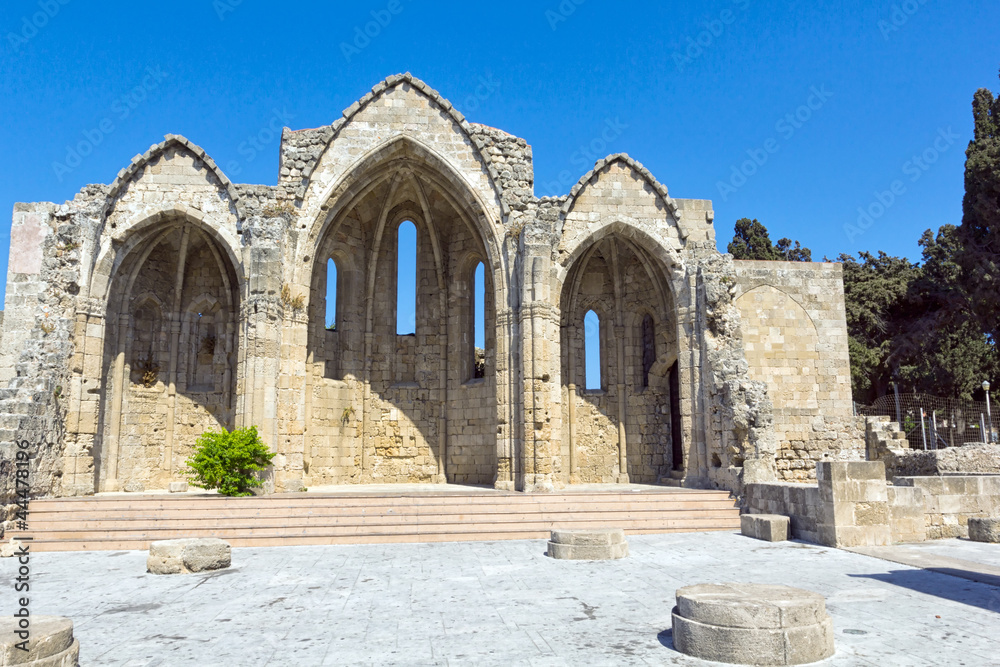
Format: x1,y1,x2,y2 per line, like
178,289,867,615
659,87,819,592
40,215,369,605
186,426,275,497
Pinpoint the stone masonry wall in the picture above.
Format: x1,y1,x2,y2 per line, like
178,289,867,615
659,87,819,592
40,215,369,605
733,261,863,481
895,475,1000,539
1,73,862,499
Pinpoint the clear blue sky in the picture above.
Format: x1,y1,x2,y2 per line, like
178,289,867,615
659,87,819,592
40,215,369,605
2,0,998,313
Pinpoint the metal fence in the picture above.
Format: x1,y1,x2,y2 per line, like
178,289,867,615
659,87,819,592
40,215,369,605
854,393,998,450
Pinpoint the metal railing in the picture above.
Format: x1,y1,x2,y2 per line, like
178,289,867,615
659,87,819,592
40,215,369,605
854,393,998,450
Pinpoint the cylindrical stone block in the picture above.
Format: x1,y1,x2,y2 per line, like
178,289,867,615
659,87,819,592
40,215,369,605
547,528,628,560
0,615,79,666
672,583,835,665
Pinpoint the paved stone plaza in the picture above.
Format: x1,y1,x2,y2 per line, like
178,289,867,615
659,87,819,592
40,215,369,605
3,532,999,666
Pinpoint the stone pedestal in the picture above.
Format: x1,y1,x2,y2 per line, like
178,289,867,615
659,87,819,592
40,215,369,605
0,615,79,666
547,528,628,560
672,583,835,665
147,538,232,575
741,514,790,542
968,517,1000,543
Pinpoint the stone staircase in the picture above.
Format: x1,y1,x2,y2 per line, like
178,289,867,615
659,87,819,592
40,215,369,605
865,416,911,462
24,488,740,552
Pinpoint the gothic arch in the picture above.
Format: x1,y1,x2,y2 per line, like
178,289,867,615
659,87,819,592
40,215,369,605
301,136,504,488
92,218,241,493
558,231,680,485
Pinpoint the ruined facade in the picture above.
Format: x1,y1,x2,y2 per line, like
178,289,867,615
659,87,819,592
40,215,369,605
0,74,863,500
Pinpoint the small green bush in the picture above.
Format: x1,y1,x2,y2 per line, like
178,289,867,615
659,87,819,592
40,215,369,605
186,426,275,497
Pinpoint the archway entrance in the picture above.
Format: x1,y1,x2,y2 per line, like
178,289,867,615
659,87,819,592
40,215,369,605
304,159,502,487
96,221,240,492
559,234,680,484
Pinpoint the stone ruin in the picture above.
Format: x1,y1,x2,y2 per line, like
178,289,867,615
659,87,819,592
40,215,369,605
0,73,863,502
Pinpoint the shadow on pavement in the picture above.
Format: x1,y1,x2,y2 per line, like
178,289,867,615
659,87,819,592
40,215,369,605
849,570,1000,613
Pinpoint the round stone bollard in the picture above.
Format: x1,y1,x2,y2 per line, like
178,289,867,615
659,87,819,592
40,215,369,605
547,528,628,560
0,615,80,666
147,538,232,575
672,583,835,665
968,517,1000,543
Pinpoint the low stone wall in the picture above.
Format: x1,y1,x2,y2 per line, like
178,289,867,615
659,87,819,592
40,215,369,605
747,461,1000,545
746,461,890,548
887,486,926,543
885,444,1000,478
744,481,822,544
894,475,1000,539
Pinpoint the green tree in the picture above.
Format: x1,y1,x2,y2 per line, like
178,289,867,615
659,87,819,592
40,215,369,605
728,218,811,261
893,226,998,400
186,426,275,497
958,68,1000,346
835,251,920,403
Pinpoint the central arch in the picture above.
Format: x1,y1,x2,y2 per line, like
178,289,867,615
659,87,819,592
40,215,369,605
303,140,506,487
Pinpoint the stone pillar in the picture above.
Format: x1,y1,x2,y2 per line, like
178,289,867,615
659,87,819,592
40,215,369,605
614,324,629,484
103,313,130,491
235,217,285,493
237,296,282,493
163,225,191,476
816,461,891,548
494,308,515,490
276,307,309,492
518,253,555,493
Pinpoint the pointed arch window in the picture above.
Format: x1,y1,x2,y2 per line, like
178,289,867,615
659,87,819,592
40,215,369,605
584,309,602,391
472,261,486,379
397,220,417,335
326,258,338,331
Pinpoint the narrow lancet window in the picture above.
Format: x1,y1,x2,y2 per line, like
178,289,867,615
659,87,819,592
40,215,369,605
326,258,338,331
473,261,485,378
584,309,601,390
397,221,417,335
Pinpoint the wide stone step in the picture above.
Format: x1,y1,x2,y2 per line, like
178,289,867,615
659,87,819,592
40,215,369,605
23,488,740,551
28,497,736,518
31,508,741,531
24,524,741,552
30,489,732,510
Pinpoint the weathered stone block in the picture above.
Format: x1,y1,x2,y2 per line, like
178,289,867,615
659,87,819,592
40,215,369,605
547,529,628,560
968,517,1000,543
168,482,188,493
741,514,790,542
672,583,834,665
0,615,78,666
147,538,231,575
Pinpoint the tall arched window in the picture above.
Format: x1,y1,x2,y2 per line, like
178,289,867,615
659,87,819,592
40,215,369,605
473,261,485,379
326,258,338,331
584,309,601,391
397,220,417,335
642,314,655,388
